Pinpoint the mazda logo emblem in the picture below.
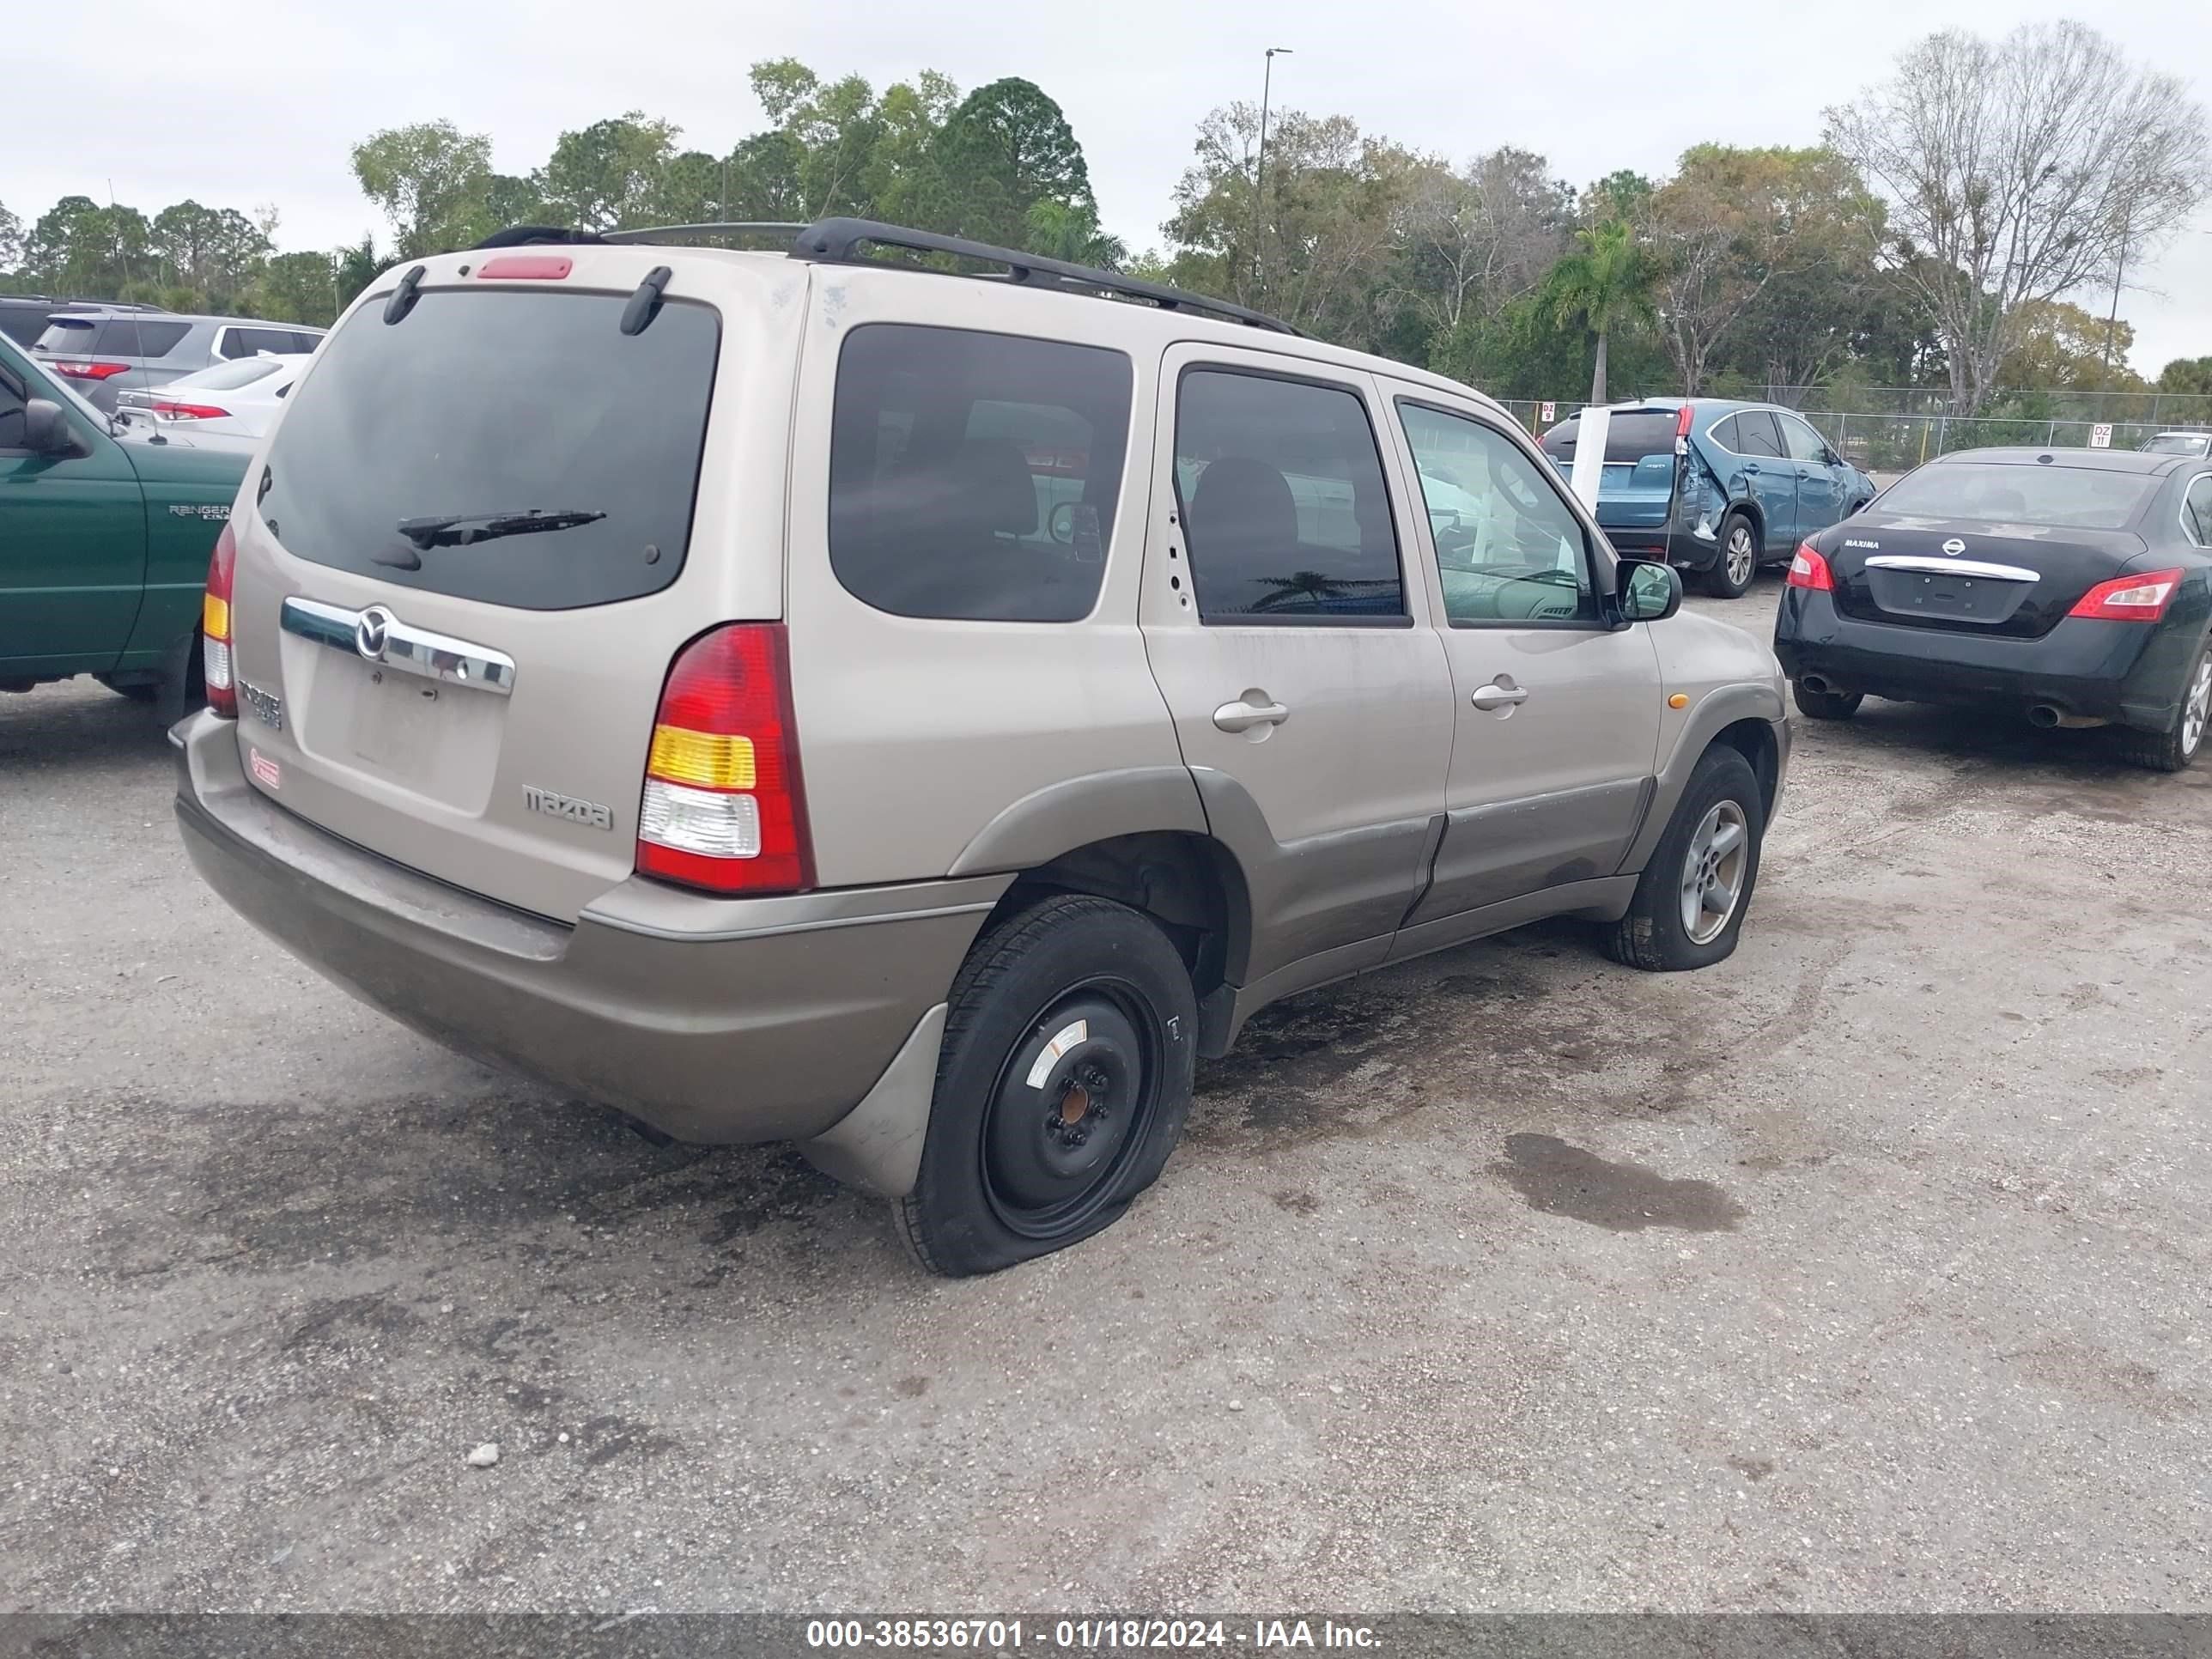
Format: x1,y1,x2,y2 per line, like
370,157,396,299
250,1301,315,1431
356,605,392,661
1941,538,1966,556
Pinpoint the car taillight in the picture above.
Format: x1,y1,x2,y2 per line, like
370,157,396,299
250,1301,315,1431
1786,543,1834,592
636,624,811,895
52,360,131,380
150,401,229,421
1675,403,1694,438
2068,568,2182,622
203,525,238,718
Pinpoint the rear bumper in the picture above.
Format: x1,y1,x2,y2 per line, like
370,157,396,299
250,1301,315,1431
172,711,1005,1146
1773,590,2177,731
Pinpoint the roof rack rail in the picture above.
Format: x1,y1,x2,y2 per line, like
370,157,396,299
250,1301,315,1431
600,222,810,244
787,216,1300,336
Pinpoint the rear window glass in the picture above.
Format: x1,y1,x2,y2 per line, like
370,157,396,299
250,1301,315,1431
176,357,284,392
1874,462,2160,530
2142,434,2209,455
33,318,97,350
259,289,718,611
828,324,1133,622
1539,411,1678,464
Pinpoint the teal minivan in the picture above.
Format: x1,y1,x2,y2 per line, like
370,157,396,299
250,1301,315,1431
0,326,246,716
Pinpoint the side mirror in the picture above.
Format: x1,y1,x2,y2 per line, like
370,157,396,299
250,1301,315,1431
1617,558,1682,623
23,398,85,459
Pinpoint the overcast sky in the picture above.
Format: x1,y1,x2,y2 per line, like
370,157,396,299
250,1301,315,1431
13,0,2211,375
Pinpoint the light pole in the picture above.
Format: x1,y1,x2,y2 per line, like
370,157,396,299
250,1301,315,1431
1251,46,1292,295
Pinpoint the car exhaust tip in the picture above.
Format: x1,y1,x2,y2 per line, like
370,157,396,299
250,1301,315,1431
2027,704,2061,729
1800,674,1831,695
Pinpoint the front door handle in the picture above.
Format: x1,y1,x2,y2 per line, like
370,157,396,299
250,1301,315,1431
1212,697,1291,733
1470,682,1529,711
1742,462,1763,474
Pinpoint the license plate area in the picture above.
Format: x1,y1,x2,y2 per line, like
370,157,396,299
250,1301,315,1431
283,642,506,812
1866,568,2029,626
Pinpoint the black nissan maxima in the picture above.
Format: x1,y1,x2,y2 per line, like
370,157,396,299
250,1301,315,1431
1774,447,2212,771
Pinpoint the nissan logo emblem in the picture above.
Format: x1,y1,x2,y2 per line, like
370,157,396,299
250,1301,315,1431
356,605,393,661
1941,538,1967,556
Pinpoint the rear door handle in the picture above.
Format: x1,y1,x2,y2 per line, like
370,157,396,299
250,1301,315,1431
1470,683,1529,710
1212,697,1291,732
1742,462,1763,474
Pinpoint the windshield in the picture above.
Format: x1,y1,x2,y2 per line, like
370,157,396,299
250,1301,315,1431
1873,462,2160,530
258,287,719,611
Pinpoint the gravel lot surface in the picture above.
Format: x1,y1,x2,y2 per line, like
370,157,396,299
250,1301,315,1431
3,577,2207,1613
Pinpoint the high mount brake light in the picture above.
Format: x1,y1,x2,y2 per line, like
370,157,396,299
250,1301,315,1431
635,625,812,895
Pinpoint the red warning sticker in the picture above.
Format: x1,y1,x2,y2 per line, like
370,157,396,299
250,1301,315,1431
249,748,281,790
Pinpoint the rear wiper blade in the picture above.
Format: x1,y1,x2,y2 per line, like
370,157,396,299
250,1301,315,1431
395,507,607,550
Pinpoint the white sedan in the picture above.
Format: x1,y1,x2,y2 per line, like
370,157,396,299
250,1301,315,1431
113,353,311,446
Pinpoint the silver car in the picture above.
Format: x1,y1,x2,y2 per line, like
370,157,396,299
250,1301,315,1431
173,217,1791,1275
33,310,325,413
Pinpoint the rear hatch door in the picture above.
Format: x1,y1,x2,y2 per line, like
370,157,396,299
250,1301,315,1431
222,250,804,923
1538,408,1680,529
1825,462,2165,638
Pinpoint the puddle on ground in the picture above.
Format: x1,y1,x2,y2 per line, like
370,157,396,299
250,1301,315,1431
1491,1133,1747,1232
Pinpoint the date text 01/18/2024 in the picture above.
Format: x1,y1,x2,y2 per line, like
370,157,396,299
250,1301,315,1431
803,1620,1381,1650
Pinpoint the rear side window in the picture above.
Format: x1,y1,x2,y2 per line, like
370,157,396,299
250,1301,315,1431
34,318,97,351
2180,476,2212,545
1872,462,2159,530
1540,411,1678,465
828,324,1133,623
72,319,190,356
259,288,719,611
1175,368,1403,622
222,325,302,358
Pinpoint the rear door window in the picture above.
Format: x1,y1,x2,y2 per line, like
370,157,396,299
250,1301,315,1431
258,287,720,610
1175,368,1404,622
1732,410,1785,459
827,324,1133,623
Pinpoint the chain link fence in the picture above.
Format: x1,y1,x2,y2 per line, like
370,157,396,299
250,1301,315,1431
1486,398,2205,474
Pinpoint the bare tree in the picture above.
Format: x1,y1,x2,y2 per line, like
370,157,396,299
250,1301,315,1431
1826,21,2209,413
1397,147,1571,338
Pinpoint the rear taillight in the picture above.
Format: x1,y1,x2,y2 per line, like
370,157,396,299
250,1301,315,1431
1674,403,1694,438
52,360,131,380
1786,543,1834,592
636,625,811,894
203,525,238,718
150,401,229,421
2068,568,2182,623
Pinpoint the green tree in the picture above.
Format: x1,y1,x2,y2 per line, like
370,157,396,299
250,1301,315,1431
2156,356,2212,395
253,251,341,325
748,59,887,219
483,173,549,231
148,200,270,304
1023,199,1127,269
0,199,24,276
334,234,384,311
351,120,495,258
723,129,808,221
927,78,1093,245
24,196,152,296
866,71,963,223
1547,219,1657,403
538,112,681,231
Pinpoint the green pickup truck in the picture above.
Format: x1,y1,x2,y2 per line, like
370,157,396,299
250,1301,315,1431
1,327,246,719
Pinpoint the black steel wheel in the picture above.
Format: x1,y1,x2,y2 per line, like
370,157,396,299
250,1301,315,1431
896,893,1197,1276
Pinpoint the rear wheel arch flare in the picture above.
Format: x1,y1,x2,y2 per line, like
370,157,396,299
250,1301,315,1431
989,830,1253,1004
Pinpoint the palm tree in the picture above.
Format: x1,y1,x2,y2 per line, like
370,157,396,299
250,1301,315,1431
1023,199,1128,271
1547,220,1656,404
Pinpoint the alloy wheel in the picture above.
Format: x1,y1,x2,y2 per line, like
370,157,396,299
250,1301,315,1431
1680,799,1749,945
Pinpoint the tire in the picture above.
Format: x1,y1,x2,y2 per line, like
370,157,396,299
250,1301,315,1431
1602,745,1765,972
893,893,1198,1277
2114,639,2210,774
1792,682,1863,721
1699,511,1759,599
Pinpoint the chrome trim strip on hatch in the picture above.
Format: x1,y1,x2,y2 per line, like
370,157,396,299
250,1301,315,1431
1863,555,2039,582
280,597,516,695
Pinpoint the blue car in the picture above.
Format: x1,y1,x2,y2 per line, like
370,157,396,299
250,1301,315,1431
1539,399,1877,599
